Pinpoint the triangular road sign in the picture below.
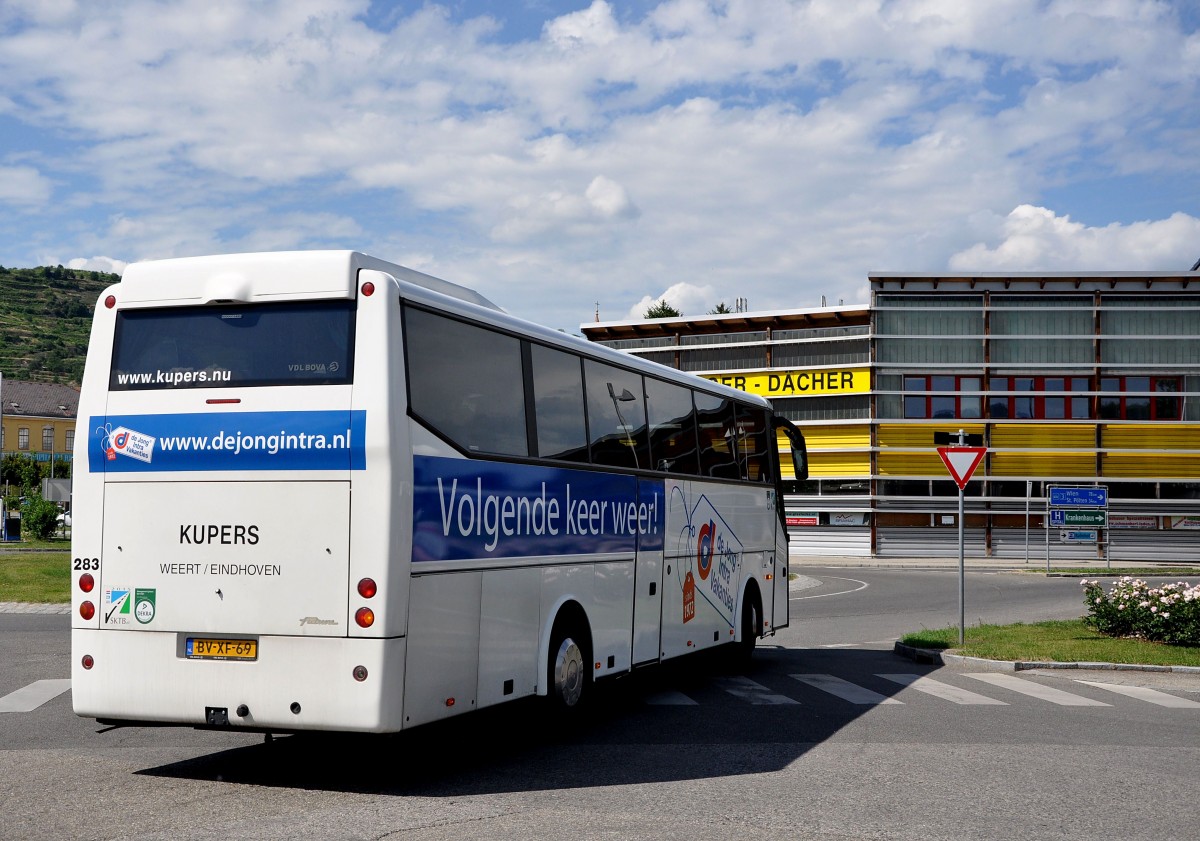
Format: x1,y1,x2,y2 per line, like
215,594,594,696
937,446,987,490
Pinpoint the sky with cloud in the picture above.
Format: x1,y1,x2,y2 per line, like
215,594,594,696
1,0,1198,331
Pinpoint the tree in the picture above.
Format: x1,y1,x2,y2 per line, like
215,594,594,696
643,299,681,319
20,493,60,540
709,302,733,314
2,453,44,492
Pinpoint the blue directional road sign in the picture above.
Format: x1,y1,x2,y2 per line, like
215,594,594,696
1060,530,1098,543
1049,486,1108,508
1050,509,1107,527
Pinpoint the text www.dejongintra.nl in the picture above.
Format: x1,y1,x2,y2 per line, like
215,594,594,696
157,429,353,456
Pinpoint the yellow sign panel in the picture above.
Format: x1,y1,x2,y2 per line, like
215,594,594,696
702,368,868,398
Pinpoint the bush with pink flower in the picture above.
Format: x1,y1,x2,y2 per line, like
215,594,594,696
1081,576,1200,645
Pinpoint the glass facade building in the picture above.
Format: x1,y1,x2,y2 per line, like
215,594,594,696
581,272,1200,561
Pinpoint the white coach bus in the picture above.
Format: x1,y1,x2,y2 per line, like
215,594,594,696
71,251,807,733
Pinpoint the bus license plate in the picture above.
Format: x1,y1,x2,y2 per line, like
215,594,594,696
185,638,258,661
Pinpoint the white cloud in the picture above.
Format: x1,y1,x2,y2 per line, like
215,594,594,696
65,256,128,275
949,205,1200,272
545,0,620,48
626,280,718,320
585,175,638,219
0,165,52,206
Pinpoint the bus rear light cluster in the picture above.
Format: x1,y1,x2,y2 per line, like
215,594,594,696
355,578,377,627
79,573,94,593
79,601,95,620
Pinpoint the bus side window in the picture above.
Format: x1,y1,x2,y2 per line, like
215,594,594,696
646,377,699,476
736,405,772,482
530,344,589,463
695,392,739,479
583,360,648,471
404,307,529,457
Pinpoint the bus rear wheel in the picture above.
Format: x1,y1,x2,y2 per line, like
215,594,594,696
548,622,590,710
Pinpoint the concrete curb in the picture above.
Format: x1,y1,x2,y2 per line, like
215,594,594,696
0,602,70,615
893,641,1200,675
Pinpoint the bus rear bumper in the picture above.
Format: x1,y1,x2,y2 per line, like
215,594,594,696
71,629,407,733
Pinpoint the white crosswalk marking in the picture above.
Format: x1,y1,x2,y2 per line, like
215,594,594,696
877,673,1008,705
715,676,799,705
1075,680,1200,709
791,674,903,705
644,690,699,705
963,673,1110,706
635,672,1200,712
0,679,72,713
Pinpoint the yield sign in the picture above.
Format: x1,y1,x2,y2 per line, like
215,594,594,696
937,446,986,490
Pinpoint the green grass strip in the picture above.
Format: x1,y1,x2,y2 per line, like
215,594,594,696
901,619,1200,668
0,552,71,603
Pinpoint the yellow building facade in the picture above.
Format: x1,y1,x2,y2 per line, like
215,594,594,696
0,379,79,472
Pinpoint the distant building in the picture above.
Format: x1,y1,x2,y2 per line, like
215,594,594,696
581,270,1200,561
0,377,80,468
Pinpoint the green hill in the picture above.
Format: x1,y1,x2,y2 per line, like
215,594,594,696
0,265,119,385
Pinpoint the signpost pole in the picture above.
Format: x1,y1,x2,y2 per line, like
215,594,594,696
934,430,986,649
955,430,966,647
1024,479,1032,564
1045,489,1051,574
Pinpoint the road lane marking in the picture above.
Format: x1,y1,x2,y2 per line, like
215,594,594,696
789,577,869,601
876,674,1008,705
791,674,903,705
1075,680,1200,709
644,690,699,705
0,679,72,713
715,676,799,705
963,673,1110,706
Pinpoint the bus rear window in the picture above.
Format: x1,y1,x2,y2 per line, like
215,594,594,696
110,300,356,390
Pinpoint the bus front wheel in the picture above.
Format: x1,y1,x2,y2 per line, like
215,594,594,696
736,589,762,662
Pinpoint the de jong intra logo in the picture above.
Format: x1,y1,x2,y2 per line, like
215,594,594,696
98,423,156,463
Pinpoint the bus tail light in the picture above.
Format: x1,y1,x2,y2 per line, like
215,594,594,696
355,607,375,628
357,578,377,599
352,665,368,682
79,573,94,593
81,655,94,670
104,294,116,309
80,601,95,620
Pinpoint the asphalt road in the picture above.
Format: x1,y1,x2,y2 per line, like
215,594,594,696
2,569,1197,841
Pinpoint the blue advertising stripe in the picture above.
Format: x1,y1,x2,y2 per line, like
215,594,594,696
88,411,366,473
413,455,665,562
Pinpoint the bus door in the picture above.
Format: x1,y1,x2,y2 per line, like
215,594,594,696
773,419,808,630
631,478,665,665
772,525,789,631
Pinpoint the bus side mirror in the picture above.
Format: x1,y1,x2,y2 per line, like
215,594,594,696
791,437,808,482
775,418,808,483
